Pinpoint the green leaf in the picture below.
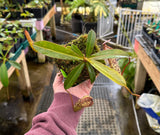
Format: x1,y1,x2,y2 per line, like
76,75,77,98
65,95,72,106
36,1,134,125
18,33,24,39
90,49,131,60
86,62,96,83
33,41,83,60
86,30,96,57
88,59,127,87
60,69,67,78
118,58,128,70
8,60,21,70
64,62,85,89
71,45,84,57
0,63,9,87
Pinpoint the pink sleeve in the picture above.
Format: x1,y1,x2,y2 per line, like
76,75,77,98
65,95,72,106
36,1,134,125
25,93,84,135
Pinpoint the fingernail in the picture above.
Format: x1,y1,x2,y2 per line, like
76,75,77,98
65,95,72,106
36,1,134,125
58,73,62,76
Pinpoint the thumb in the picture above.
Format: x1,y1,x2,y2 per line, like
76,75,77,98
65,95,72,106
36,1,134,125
53,73,63,88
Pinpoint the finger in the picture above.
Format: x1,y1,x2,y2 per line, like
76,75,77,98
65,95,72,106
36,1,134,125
82,79,93,90
53,73,63,87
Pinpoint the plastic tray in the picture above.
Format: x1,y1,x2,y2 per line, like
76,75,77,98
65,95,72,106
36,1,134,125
21,32,37,49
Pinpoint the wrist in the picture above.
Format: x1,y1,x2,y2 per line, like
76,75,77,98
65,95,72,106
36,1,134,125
48,93,84,129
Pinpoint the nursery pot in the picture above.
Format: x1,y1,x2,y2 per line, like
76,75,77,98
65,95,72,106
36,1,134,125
10,11,21,20
32,7,44,19
55,12,61,26
55,34,100,86
71,14,83,33
14,38,21,52
82,22,97,34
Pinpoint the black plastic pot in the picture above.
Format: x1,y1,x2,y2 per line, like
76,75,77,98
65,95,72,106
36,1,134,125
14,38,21,52
32,7,44,19
12,0,24,5
43,6,47,17
152,33,159,44
10,45,15,54
82,22,97,33
52,0,55,6
8,11,21,20
55,12,61,26
26,0,32,4
23,8,33,13
20,33,26,43
71,14,83,33
148,33,153,39
143,25,147,33
43,26,52,41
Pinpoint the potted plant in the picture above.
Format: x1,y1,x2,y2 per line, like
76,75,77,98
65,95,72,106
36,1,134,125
24,0,46,19
25,29,138,111
0,21,23,88
0,41,21,87
1,20,25,52
65,0,109,33
20,10,34,19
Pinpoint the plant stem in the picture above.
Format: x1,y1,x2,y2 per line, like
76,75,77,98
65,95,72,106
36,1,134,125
121,58,130,75
65,89,74,110
125,86,140,97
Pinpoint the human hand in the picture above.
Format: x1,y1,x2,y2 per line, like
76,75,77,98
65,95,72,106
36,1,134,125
53,73,94,98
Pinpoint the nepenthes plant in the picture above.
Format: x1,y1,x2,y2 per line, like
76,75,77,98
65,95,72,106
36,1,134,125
25,29,139,111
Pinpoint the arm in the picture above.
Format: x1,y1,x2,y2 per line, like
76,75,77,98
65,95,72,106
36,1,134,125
25,73,93,135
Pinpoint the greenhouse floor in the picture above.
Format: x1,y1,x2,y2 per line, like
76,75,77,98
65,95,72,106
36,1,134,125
0,25,159,135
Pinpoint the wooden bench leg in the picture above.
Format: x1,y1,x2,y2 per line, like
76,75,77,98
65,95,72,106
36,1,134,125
50,15,56,39
134,58,147,94
17,53,32,99
36,30,46,63
21,56,32,91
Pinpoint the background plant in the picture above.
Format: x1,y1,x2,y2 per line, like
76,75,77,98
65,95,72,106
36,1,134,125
118,57,137,90
65,0,109,22
0,20,23,87
21,10,34,18
0,43,21,87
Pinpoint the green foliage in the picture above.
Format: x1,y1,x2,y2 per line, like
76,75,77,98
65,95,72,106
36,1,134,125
0,20,22,87
65,0,109,22
32,30,131,89
156,46,160,50
118,58,136,90
8,60,21,70
21,10,34,18
64,63,85,89
86,30,96,57
25,0,44,8
0,63,9,87
60,69,68,78
34,41,83,60
65,0,86,21
86,62,96,83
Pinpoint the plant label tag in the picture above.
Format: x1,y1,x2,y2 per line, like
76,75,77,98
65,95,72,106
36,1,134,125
36,20,44,30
